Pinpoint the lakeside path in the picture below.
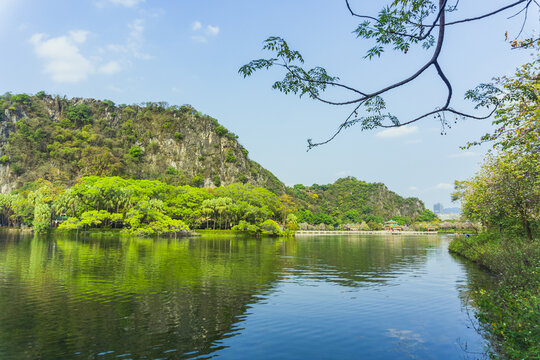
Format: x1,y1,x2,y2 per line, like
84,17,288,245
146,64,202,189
295,230,439,235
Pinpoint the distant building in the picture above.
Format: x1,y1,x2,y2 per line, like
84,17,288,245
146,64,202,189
433,203,444,214
384,220,402,232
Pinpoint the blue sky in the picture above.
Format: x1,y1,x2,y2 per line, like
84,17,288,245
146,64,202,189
0,0,537,209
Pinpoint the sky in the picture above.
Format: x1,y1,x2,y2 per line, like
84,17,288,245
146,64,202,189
0,0,537,210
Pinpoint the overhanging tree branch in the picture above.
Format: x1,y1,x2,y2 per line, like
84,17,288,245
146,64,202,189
239,0,538,149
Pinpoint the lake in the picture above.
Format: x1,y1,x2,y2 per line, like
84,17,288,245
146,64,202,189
0,232,491,359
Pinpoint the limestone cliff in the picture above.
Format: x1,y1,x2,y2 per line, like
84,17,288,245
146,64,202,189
0,93,284,194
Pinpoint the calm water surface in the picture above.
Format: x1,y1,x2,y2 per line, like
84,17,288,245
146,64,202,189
0,232,491,359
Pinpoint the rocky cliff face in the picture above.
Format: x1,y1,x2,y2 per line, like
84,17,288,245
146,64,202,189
0,94,284,194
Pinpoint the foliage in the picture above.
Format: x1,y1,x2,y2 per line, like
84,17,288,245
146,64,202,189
11,93,31,105
449,234,539,359
289,176,424,225
454,151,539,240
166,167,180,175
285,213,299,231
66,104,93,125
215,125,227,136
465,55,539,153
225,150,236,163
128,146,142,160
259,219,283,236
417,209,438,222
451,56,540,358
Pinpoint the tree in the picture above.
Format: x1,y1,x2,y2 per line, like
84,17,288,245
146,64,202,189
454,151,539,240
240,0,539,149
465,54,539,153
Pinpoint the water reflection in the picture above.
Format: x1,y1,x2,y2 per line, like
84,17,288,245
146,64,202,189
282,235,438,287
0,232,488,359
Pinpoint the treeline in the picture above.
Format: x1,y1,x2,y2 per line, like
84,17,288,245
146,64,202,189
0,175,441,236
0,177,289,236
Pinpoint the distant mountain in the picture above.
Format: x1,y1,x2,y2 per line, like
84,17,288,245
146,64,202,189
287,177,425,223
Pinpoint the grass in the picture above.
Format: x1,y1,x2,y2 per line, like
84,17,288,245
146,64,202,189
449,233,539,359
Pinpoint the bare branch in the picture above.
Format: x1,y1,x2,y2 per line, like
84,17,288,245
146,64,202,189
445,0,528,25
515,1,532,39
345,0,377,21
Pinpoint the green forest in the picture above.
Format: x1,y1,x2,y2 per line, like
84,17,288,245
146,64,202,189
0,175,439,236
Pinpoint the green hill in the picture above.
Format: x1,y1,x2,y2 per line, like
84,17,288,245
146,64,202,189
287,177,426,226
0,93,284,194
0,92,426,229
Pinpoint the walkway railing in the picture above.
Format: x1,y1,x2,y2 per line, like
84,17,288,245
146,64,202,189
294,230,438,235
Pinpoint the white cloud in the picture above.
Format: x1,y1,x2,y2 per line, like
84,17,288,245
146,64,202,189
191,21,220,43
376,125,419,139
30,31,95,83
435,183,453,190
409,186,418,191
104,0,144,7
98,60,122,75
206,25,220,36
107,19,152,59
448,151,478,159
386,329,424,344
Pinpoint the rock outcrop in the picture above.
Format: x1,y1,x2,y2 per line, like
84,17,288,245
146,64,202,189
0,94,284,194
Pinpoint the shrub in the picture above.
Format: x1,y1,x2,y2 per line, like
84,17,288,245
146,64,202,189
225,150,236,163
11,163,24,175
191,175,204,188
128,146,142,159
166,167,180,175
103,99,115,107
215,125,227,136
66,104,93,124
0,155,8,164
174,132,184,140
213,175,221,187
241,148,249,157
259,219,282,236
11,94,31,105
232,220,260,235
